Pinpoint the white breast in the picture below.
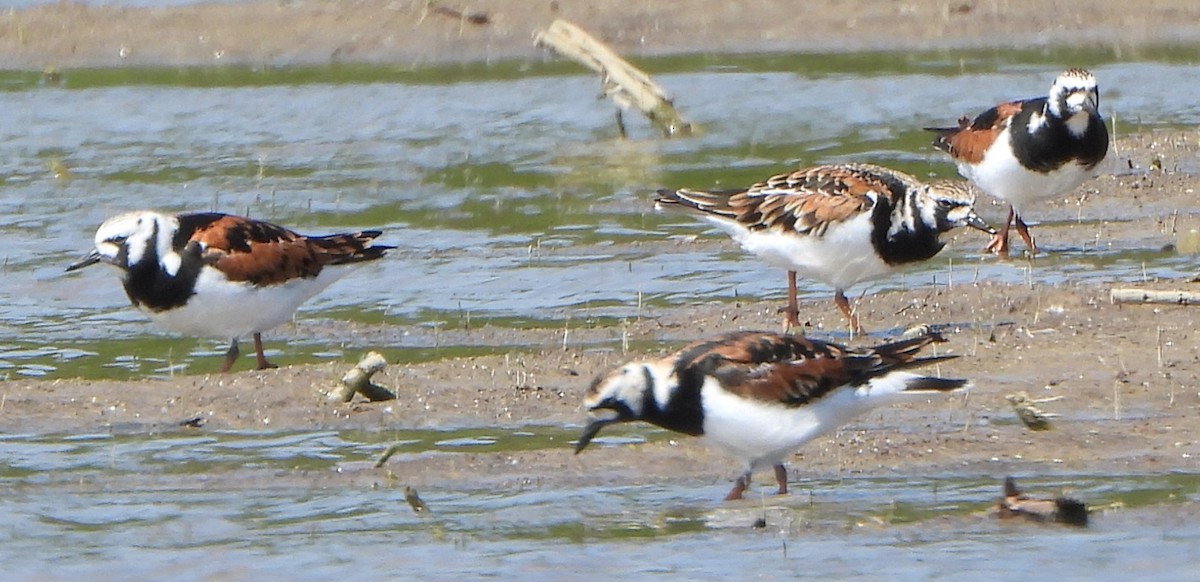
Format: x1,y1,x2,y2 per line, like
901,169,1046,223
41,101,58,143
143,265,354,339
962,130,1097,214
698,380,856,472
699,372,940,472
704,210,891,290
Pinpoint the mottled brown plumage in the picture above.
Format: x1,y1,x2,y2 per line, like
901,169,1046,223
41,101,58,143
655,164,990,332
929,102,1024,165
660,164,910,237
925,69,1108,257
68,210,392,373
671,330,956,407
180,214,386,286
578,329,969,501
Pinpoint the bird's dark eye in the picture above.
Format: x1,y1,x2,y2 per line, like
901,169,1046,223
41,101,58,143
937,199,954,208
108,235,128,245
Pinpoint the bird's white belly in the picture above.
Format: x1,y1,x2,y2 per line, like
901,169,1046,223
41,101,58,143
707,212,890,290
963,131,1097,214
700,382,870,471
143,266,350,339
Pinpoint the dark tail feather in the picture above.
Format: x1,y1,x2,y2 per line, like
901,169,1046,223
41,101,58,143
923,126,960,136
924,116,971,153
889,353,960,372
313,231,394,265
654,188,682,205
869,332,947,366
926,128,956,153
1004,476,1021,497
900,376,969,393
654,187,742,218
1054,498,1090,527
654,188,710,210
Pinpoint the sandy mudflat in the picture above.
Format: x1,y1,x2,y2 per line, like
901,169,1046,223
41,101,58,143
3,0,1200,69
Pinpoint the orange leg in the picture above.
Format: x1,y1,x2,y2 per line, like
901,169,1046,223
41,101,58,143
1012,213,1040,256
773,464,788,495
253,332,278,370
726,471,751,501
833,289,864,336
782,270,801,330
220,338,240,373
984,206,1015,257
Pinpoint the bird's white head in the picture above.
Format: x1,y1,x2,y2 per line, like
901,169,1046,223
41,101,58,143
575,361,664,453
583,362,655,417
916,180,995,235
66,211,177,273
1047,68,1100,130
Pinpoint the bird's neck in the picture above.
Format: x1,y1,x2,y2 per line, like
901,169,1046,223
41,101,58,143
121,243,204,313
638,364,706,436
873,192,942,265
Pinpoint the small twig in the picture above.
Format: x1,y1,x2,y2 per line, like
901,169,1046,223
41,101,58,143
428,3,490,25
374,443,402,468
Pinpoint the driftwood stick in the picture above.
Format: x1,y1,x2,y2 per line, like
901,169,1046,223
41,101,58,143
328,351,394,402
1110,288,1200,305
535,19,692,137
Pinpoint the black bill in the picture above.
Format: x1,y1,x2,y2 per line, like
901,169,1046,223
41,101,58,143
65,249,102,272
966,213,996,235
574,417,620,454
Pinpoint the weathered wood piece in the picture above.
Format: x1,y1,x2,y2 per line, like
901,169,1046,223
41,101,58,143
535,19,692,138
328,351,394,402
1111,288,1200,305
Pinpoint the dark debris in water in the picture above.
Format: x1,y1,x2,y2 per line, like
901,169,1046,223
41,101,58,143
178,416,205,428
995,476,1088,527
405,486,429,513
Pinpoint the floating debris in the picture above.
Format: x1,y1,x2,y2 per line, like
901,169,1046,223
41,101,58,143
405,486,429,513
48,158,73,182
1006,391,1062,430
41,66,64,86
328,351,394,402
374,442,402,468
178,416,205,428
995,476,1088,527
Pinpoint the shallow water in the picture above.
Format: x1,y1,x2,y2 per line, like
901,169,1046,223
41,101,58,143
1,428,1199,579
2,50,1200,378
4,48,1200,577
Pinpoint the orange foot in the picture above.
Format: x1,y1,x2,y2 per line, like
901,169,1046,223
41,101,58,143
984,232,1011,257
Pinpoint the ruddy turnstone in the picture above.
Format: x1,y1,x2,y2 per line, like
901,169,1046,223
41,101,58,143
66,211,392,372
575,330,969,501
926,68,1109,257
656,163,992,332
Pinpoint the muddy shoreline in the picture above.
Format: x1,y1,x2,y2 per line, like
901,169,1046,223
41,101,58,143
4,0,1200,70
